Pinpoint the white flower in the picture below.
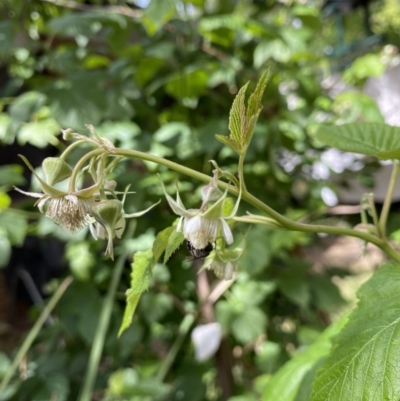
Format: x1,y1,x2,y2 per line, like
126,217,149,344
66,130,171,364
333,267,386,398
14,155,97,233
160,178,240,249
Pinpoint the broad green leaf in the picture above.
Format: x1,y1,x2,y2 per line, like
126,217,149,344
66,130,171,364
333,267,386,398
229,82,249,147
165,69,208,100
153,226,174,263
311,264,400,401
0,193,11,211
17,118,60,148
9,91,47,123
65,242,95,281
232,306,267,344
0,212,28,246
343,53,385,84
118,250,153,337
143,0,178,36
0,164,25,186
263,313,348,401
164,230,185,264
315,123,400,159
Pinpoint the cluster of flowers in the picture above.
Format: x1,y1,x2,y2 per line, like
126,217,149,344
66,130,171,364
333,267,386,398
15,154,244,279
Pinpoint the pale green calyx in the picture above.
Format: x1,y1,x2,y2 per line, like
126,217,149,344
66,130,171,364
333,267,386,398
42,157,73,185
91,199,123,260
203,239,245,280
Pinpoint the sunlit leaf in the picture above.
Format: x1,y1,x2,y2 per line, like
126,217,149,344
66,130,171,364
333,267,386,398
164,230,184,264
315,123,400,159
311,264,400,401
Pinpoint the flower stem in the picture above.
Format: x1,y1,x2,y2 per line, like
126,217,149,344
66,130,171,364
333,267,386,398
0,276,73,395
103,148,400,262
238,153,246,192
78,220,136,401
69,149,104,192
379,160,400,239
59,139,87,160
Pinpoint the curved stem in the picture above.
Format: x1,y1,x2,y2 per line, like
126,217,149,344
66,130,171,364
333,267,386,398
59,139,87,160
96,147,400,263
69,149,104,192
379,160,400,239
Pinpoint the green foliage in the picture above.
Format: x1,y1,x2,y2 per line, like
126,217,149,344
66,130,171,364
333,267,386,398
2,0,398,400
118,249,153,337
311,265,400,401
217,70,269,155
263,313,348,401
316,123,400,159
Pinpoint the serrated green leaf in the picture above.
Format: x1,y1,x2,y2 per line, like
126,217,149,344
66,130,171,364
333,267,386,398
164,230,184,264
244,70,269,146
153,226,174,263
315,123,400,159
229,82,249,147
215,134,242,154
118,250,153,337
263,313,348,401
311,264,400,401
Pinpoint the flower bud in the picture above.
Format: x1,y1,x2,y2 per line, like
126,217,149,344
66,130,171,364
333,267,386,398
91,199,123,259
42,157,73,185
61,128,75,141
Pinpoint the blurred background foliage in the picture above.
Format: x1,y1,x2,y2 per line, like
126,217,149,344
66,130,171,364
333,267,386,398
0,0,400,400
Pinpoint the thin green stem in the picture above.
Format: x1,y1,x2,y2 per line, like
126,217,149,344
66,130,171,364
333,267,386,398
0,276,73,396
112,148,400,262
69,149,103,192
379,160,400,238
156,314,195,382
78,221,136,401
59,139,87,160
238,153,246,192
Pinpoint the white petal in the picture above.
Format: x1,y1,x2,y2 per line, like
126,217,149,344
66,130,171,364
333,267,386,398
191,323,222,362
184,215,202,236
36,196,49,212
114,217,126,239
220,219,233,245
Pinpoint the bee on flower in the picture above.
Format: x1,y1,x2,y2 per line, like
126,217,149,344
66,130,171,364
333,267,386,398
160,169,242,267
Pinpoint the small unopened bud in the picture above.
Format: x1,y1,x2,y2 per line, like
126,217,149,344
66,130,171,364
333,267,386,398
104,180,117,194
42,157,73,185
61,128,75,141
91,199,123,260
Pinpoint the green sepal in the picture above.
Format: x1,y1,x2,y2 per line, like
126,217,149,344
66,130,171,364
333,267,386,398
42,157,73,185
18,154,66,198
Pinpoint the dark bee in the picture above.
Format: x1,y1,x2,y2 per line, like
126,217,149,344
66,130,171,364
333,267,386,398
186,241,213,260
